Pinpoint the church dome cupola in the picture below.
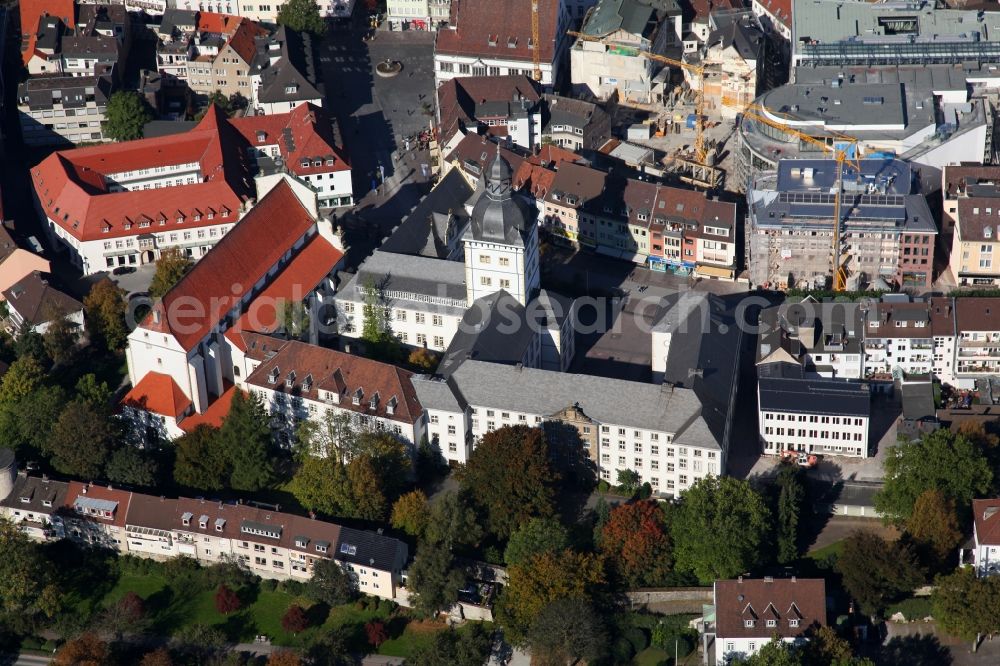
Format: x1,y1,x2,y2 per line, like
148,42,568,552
468,144,533,246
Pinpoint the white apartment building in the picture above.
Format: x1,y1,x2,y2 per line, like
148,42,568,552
0,465,407,599
413,359,731,497
242,339,426,449
171,0,356,23
757,375,871,458
433,0,571,89
968,499,1000,578
757,299,866,380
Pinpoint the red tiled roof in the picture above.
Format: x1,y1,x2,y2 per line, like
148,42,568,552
437,75,541,144
974,498,1000,546
224,233,343,350
244,340,424,425
196,11,242,35
19,0,75,65
715,578,826,640
179,384,238,432
754,0,791,26
225,18,268,64
31,106,252,243
955,297,1000,333
122,371,192,420
230,104,350,178
435,0,561,63
140,180,327,351
63,481,132,527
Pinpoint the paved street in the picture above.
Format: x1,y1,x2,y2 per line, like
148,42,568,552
319,24,438,265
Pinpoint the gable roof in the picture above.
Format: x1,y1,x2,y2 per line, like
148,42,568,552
19,0,75,64
2,271,82,325
140,180,323,351
224,18,268,64
63,481,132,527
435,0,562,63
252,26,323,105
31,105,253,243
715,578,826,639
230,103,349,177
974,498,1000,546
437,75,541,144
244,339,424,425
122,371,193,420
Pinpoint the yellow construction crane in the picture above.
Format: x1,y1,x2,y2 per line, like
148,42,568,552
531,1,542,82
566,31,709,163
741,104,862,291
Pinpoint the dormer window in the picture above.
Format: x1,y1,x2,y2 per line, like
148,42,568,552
766,619,777,627
285,371,296,388
340,542,357,556
301,159,310,168
313,160,322,167
789,619,800,627
285,84,298,94
215,518,226,532
744,620,755,628
256,130,267,143
488,34,498,46
268,367,280,384
199,515,208,529
326,158,335,166
295,537,309,548
182,511,193,526
386,396,397,416
303,374,313,391
353,388,363,405
369,392,379,410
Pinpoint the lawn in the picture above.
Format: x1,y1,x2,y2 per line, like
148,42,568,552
807,539,845,563
91,570,451,654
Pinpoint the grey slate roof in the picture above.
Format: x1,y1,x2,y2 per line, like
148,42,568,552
0,473,69,516
466,151,533,246
159,8,198,37
438,290,533,377
758,376,871,416
338,250,468,314
901,381,936,422
412,374,469,412
336,526,406,572
379,169,473,259
447,360,723,448
252,26,323,105
583,0,681,38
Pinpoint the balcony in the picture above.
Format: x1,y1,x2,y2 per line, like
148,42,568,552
957,347,1000,359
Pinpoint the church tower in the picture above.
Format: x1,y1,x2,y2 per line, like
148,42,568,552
463,147,540,306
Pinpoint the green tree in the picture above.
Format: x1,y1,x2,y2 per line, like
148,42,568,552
527,598,608,665
173,425,227,491
906,488,962,570
875,429,993,525
290,454,351,516
616,469,640,496
0,385,66,459
13,329,49,364
504,517,569,566
48,400,116,478
295,409,361,460
0,355,45,405
801,626,874,666
84,279,129,351
407,540,466,618
458,425,559,539
346,454,388,521
280,299,310,340
671,476,771,583
218,390,274,491
836,530,923,617
42,312,79,365
277,0,327,36
76,374,112,409
495,548,607,645
0,518,47,620
149,248,193,299
359,277,398,361
932,567,1000,652
307,558,355,606
391,490,430,537
407,624,493,666
105,446,158,486
775,463,807,563
103,90,153,142
424,491,483,549
735,638,803,665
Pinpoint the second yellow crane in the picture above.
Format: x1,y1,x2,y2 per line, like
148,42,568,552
741,104,862,291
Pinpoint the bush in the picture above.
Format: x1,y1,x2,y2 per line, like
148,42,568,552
651,617,696,657
612,637,635,663
887,596,934,621
597,480,610,493
261,578,279,593
116,555,162,577
277,579,306,597
638,483,653,500
483,546,503,565
624,627,649,653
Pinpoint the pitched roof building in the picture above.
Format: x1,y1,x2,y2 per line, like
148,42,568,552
2,271,84,335
123,177,345,438
971,498,1000,577
434,0,571,88
436,75,542,152
712,577,827,665
249,26,324,116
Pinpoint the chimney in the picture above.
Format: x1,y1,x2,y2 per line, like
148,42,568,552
791,576,797,583
738,575,743,583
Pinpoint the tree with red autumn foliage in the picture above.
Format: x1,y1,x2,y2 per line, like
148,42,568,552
599,500,673,587
53,633,108,666
267,650,303,666
214,584,241,615
281,604,310,634
365,621,389,648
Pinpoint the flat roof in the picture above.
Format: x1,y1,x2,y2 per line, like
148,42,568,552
759,376,871,416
